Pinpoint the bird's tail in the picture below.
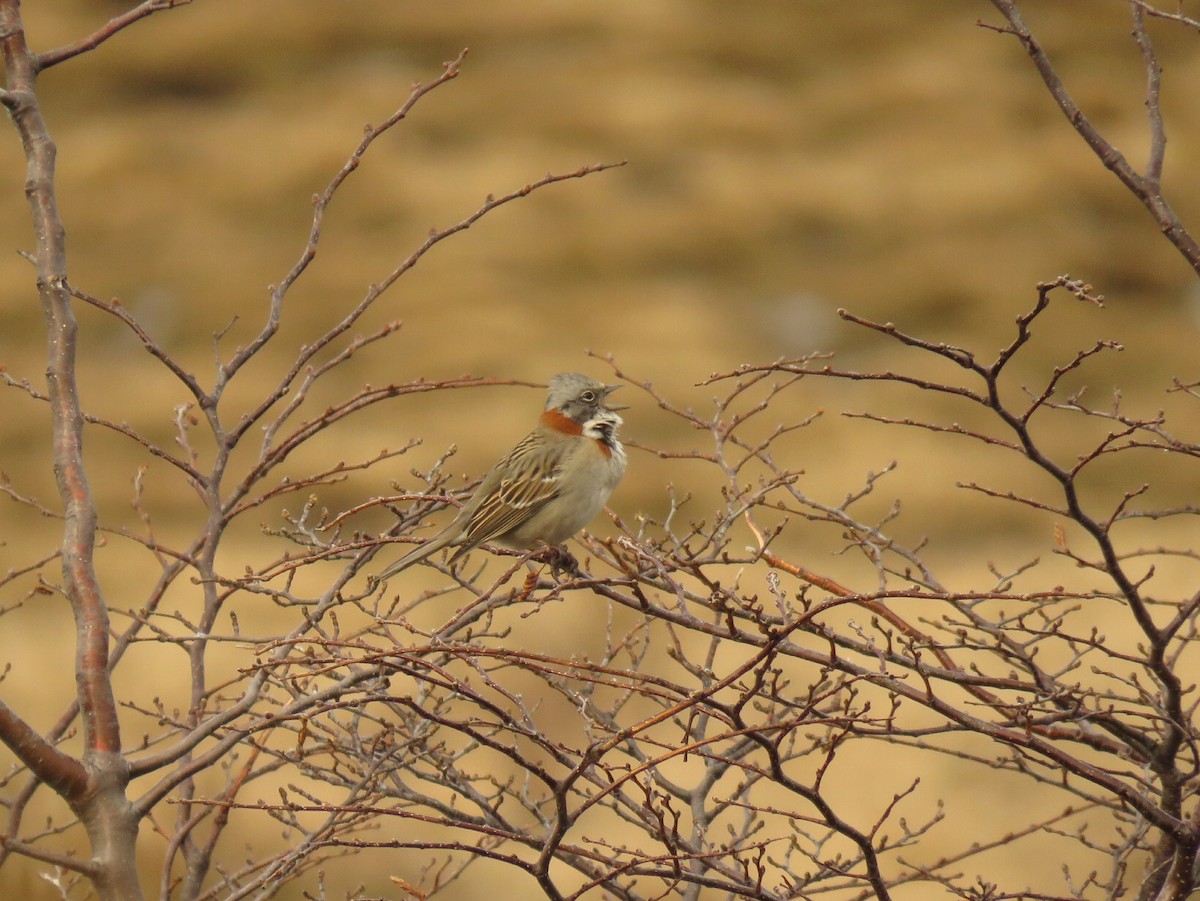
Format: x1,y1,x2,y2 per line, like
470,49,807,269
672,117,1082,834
377,531,455,582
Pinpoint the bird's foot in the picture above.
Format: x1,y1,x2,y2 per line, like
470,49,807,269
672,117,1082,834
534,545,581,580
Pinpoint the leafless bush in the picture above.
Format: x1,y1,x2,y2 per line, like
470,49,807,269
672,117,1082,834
1,3,1199,900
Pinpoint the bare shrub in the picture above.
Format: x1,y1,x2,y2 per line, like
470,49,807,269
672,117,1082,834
1,3,1199,900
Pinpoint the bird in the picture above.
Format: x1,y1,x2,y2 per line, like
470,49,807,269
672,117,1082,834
377,372,627,580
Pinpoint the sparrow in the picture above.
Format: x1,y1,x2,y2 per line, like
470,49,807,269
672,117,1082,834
377,372,626,579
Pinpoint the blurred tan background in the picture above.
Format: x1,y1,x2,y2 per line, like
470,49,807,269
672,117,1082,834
2,1,1200,897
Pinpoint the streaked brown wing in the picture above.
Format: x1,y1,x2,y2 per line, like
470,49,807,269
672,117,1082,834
458,431,568,548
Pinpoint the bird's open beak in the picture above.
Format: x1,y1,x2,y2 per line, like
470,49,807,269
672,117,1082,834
602,384,628,411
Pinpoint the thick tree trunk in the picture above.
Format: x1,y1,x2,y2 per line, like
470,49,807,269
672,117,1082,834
78,753,143,901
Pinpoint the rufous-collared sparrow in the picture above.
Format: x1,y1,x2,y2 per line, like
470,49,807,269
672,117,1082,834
377,372,627,579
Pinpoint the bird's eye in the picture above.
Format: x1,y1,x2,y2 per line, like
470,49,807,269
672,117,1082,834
579,390,597,403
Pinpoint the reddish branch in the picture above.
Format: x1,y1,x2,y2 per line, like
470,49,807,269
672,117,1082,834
0,0,119,770
0,3,152,899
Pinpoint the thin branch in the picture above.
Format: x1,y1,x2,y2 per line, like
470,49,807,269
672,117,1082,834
983,0,1200,274
38,0,194,69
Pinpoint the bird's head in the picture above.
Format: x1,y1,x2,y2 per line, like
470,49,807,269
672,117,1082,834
545,372,626,425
